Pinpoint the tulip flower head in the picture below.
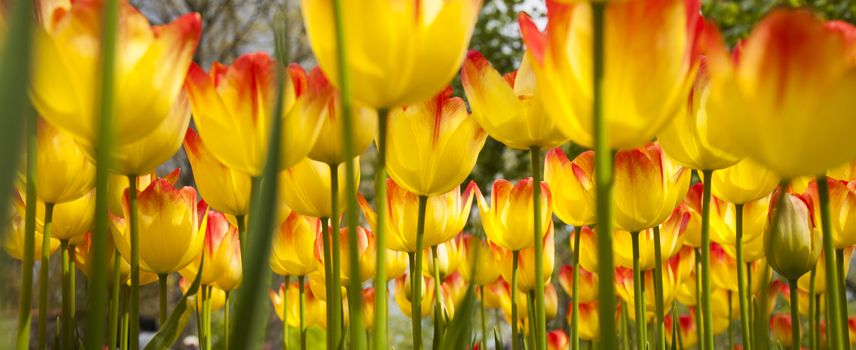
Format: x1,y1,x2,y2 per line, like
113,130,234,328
180,209,242,291
567,301,601,340
270,281,327,329
180,278,227,311
458,234,501,286
613,207,689,271
476,178,553,251
107,170,177,216
280,156,360,219
803,178,856,249
394,273,435,319
798,248,853,295
344,287,377,330
570,225,600,273
302,0,482,109
270,211,320,278
685,182,769,248
314,226,376,285
710,242,769,294
544,148,596,227
186,54,328,176
558,264,598,304
38,190,95,244
765,191,821,280
480,278,507,310
4,191,59,261
385,250,409,281
829,160,856,181
184,128,252,216
33,120,95,204
546,330,569,350
711,158,780,205
770,313,795,348
421,235,464,279
32,0,202,147
497,229,555,292
75,231,157,286
386,88,487,196
461,50,566,149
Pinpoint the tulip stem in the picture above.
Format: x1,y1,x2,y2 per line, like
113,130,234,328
817,176,846,349
652,226,665,350
511,250,520,350
372,108,389,350
236,215,246,261
620,300,630,350
109,250,122,348
630,231,646,350
17,122,37,350
205,286,212,349
809,268,816,350
728,291,733,350
158,274,167,326
431,245,444,350
70,245,76,335
571,226,582,350
836,247,849,345
700,169,714,350
282,278,289,350
224,291,230,350
61,240,72,349
591,3,616,349
299,276,306,350
480,286,488,347
815,294,821,350
735,203,752,350
528,291,537,349
321,217,335,349
529,146,546,350
328,164,344,344
694,248,704,350
121,286,129,350
37,202,54,350
673,305,683,350
128,174,141,350
788,279,801,349
201,284,209,350
412,195,428,350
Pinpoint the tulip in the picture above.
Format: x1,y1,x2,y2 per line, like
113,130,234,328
186,54,328,176
461,50,566,150
107,171,177,216
270,281,327,329
664,312,731,349
711,159,780,205
710,243,770,295
270,211,320,278
344,288,377,330
614,259,679,322
280,156,360,219
458,234,501,286
829,160,856,181
32,119,95,204
476,178,552,252
803,179,856,249
31,1,202,147
385,250,408,281
570,226,600,274
567,301,601,341
301,0,481,109
442,272,468,312
546,330,569,350
183,128,251,217
178,279,227,312
613,210,688,271
314,226,376,285
180,209,242,291
394,274,435,319
4,192,59,261
421,236,463,279
497,230,555,292
558,265,598,304
480,278,507,310
499,283,559,334
39,190,95,244
74,231,157,286
770,314,796,348
359,179,475,252
544,149,596,227
798,249,853,295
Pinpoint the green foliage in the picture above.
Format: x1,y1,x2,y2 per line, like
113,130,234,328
144,256,204,350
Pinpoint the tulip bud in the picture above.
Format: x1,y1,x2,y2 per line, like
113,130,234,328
32,119,95,204
180,210,242,291
421,236,463,279
558,264,598,304
770,313,795,348
280,157,360,219
544,148,596,227
458,234,501,286
184,128,251,216
765,192,821,280
314,226,376,285
567,301,601,340
394,274,434,319
270,211,319,278
476,178,552,251
497,229,555,292
546,330,569,350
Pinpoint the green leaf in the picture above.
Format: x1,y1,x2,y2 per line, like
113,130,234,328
439,279,476,349
144,255,204,350
493,327,502,350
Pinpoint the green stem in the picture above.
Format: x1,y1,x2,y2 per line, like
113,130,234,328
817,176,845,349
789,279,800,349
200,285,208,350
815,294,821,350
528,291,537,350
17,120,37,350
128,175,141,350
158,274,168,326
61,240,72,349
673,306,683,350
236,215,246,264
621,300,630,350
299,276,306,350
121,286,129,350
431,245,444,350
372,109,389,350
530,146,546,350
321,217,335,349
728,291,733,350
735,203,752,350
695,248,704,350
37,202,54,350
480,286,488,347
283,276,290,350
700,169,714,350
630,231,646,350
652,226,665,350
412,195,428,350
836,248,849,345
571,226,582,350
591,4,616,349
511,250,520,350
205,286,212,349
108,251,121,348
329,164,343,345
224,291,230,350
747,261,753,332
809,268,816,350
70,245,76,338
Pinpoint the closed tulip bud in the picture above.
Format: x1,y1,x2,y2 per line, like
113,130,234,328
344,288,376,330
546,330,569,350
186,55,328,176
183,128,251,216
798,248,853,295
180,278,226,311
270,212,319,277
765,192,821,280
302,0,482,109
33,120,95,204
567,301,601,340
480,278,506,310
386,88,487,196
113,175,207,274
394,273,434,319
315,226,376,285
107,170,177,216
704,10,856,177
4,191,59,261
76,231,157,286
461,50,566,149
270,282,327,329
711,159,780,205
32,1,202,146
180,210,242,291
770,314,795,348
307,69,378,165
614,143,691,232
359,180,474,252
280,156,360,219
476,178,552,251
42,190,95,244
570,226,600,273
613,207,689,271
442,272,468,311
519,0,697,149
558,264,598,304
545,149,596,227
422,235,463,278
497,229,555,292
458,234,501,286
385,250,409,281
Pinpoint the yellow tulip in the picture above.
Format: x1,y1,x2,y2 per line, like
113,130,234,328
798,248,853,295
704,10,856,177
307,68,377,165
4,191,58,261
458,233,501,286
685,182,770,248
344,288,376,330
519,0,696,149
497,230,555,292
442,272,468,313
180,209,242,291
179,278,227,311
386,88,487,196
32,1,201,146
476,178,553,251
45,190,94,244
613,207,688,271
394,273,435,319
75,232,157,286
480,278,507,310
359,179,474,252
570,226,600,274
461,50,566,149
279,156,359,219
301,0,481,109
558,264,598,304
307,270,332,302
710,158,780,205
270,211,319,277
421,235,463,278
33,119,95,204
614,258,680,321
500,283,559,331
112,175,207,274
270,281,327,329
765,192,821,280
613,143,691,233
710,242,769,294
107,171,176,216
544,148,596,227
186,54,328,176
665,312,731,349
385,250,408,281
803,179,856,249
315,226,376,285
183,128,251,217
829,160,856,181
566,301,601,340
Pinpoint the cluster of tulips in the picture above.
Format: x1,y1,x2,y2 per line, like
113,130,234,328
7,0,856,349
